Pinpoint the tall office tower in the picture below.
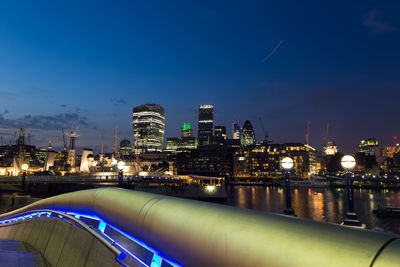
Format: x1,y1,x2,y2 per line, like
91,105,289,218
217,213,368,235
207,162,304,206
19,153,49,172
181,123,193,138
132,104,165,154
240,120,255,147
214,126,227,144
198,104,214,146
232,122,241,140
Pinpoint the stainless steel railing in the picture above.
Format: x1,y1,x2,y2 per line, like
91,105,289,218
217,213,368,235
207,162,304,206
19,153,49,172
0,187,399,266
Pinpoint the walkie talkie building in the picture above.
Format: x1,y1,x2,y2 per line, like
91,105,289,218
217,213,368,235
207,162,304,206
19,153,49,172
132,104,165,154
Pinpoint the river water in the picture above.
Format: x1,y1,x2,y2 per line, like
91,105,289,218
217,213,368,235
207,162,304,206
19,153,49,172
227,186,400,235
1,185,400,235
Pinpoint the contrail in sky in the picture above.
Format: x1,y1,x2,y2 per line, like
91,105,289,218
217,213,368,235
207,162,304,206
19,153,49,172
262,40,284,63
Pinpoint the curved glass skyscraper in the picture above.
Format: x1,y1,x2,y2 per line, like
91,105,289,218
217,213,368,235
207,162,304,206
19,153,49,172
132,104,165,154
241,120,255,147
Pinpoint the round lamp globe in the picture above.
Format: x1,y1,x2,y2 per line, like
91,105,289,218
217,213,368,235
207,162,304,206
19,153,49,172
117,161,126,171
341,155,356,170
21,163,29,171
281,157,294,170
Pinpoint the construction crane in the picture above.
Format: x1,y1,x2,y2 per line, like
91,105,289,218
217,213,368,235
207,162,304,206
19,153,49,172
305,120,311,145
62,128,67,151
322,123,330,143
114,127,118,156
258,118,270,144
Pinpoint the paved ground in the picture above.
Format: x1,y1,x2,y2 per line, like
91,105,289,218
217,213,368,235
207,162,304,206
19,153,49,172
0,239,46,267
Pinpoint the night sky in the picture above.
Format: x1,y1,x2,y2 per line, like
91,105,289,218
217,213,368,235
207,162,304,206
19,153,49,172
0,1,399,153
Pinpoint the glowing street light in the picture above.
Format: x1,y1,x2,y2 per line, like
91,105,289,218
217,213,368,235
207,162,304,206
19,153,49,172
21,163,29,172
281,157,294,216
340,155,362,227
21,163,29,192
341,155,356,170
117,161,125,171
281,157,294,170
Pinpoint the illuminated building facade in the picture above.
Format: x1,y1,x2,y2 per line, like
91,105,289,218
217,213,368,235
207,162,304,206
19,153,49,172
356,138,379,173
240,120,255,147
198,105,214,146
175,144,234,177
232,122,241,140
381,144,400,159
358,138,378,156
324,140,338,155
166,123,198,151
380,144,400,174
214,126,227,144
132,104,165,154
233,143,317,178
181,123,193,138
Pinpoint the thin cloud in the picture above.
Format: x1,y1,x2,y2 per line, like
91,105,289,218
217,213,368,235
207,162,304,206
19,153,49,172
362,9,396,34
0,113,89,130
111,98,127,106
0,91,16,101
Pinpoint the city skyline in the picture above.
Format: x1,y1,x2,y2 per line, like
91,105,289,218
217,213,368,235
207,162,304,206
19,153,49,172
0,1,399,153
0,101,396,155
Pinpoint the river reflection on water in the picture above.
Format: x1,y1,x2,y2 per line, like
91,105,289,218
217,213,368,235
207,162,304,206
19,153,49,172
227,186,400,234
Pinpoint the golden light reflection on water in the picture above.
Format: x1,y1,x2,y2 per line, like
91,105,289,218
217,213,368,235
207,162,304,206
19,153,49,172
229,186,400,234
237,186,247,209
311,192,324,222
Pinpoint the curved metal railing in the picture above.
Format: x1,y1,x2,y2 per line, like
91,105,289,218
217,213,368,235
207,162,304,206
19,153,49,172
0,187,399,266
0,209,125,261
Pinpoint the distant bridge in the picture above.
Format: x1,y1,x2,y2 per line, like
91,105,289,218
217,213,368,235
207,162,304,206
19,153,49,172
0,188,399,266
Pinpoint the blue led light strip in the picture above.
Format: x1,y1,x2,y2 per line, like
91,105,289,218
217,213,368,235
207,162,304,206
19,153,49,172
0,209,183,267
61,210,182,267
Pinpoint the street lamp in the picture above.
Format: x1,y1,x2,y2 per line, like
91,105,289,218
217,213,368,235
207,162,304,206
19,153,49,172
281,157,295,216
340,155,364,228
21,163,29,192
117,161,125,187
341,155,356,213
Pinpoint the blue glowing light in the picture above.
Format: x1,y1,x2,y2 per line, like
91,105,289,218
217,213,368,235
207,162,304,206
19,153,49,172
98,221,107,233
0,209,183,267
150,254,162,267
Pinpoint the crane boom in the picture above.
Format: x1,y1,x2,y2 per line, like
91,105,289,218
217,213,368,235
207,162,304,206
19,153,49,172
62,128,67,151
305,120,311,145
258,117,270,143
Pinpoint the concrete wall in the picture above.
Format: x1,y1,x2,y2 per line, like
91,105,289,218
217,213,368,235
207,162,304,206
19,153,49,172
0,218,123,267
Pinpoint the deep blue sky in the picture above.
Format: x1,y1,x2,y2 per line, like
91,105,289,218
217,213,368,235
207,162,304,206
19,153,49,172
0,0,399,153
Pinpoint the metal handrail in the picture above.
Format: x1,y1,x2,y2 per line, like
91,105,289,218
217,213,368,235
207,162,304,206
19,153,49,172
0,187,399,266
0,209,126,261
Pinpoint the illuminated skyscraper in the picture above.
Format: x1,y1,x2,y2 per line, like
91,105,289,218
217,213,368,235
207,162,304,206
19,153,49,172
232,122,241,140
132,104,165,154
240,120,255,147
198,104,214,146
